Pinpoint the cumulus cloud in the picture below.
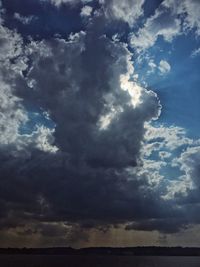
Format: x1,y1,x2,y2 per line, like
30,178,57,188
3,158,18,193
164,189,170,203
124,123,200,233
0,22,57,155
0,79,27,147
137,123,200,196
169,146,200,200
100,0,145,26
164,0,200,36
0,0,200,245
0,25,23,63
80,5,93,17
146,59,171,75
148,59,157,73
158,60,171,75
130,3,181,51
0,16,166,240
130,0,200,51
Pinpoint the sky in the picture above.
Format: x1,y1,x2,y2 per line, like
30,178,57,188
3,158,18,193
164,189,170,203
0,0,200,248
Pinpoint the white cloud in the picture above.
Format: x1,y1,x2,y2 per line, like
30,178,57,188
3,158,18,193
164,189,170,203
164,146,200,200
148,59,157,73
173,146,200,184
183,0,200,36
191,47,200,58
27,126,58,153
164,0,200,36
146,58,171,75
144,123,193,151
102,0,145,26
130,4,181,51
80,5,93,17
130,0,200,52
0,23,58,156
0,25,23,62
45,0,93,7
158,60,171,74
14,13,36,25
0,79,28,147
0,25,28,149
159,151,172,159
139,123,200,190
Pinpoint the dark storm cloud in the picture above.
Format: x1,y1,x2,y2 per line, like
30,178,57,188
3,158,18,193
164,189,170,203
0,4,166,235
1,0,200,242
0,27,163,225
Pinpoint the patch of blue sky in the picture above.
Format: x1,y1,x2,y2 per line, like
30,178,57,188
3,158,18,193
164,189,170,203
19,110,55,135
133,33,200,139
143,0,164,19
159,163,185,182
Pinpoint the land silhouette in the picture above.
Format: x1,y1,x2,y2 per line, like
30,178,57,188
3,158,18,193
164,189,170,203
1,247,200,256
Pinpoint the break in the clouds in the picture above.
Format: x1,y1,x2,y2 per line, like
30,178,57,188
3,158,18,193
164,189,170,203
0,0,200,247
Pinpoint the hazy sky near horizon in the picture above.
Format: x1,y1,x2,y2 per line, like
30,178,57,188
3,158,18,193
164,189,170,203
0,0,200,248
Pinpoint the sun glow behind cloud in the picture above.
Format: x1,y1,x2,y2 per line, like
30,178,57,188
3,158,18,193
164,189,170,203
120,74,142,108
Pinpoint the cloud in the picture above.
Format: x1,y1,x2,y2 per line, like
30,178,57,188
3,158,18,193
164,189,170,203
148,59,157,73
130,2,181,51
101,0,145,26
191,47,200,58
0,23,57,156
159,151,172,160
146,59,171,75
158,60,171,75
0,25,28,149
50,0,94,8
138,122,200,198
143,123,194,151
0,0,200,245
170,146,200,200
0,25,23,63
0,0,4,24
125,218,189,234
45,0,92,7
130,0,200,52
0,17,167,239
124,123,200,233
80,5,93,17
164,0,200,36
0,21,197,240
14,13,36,25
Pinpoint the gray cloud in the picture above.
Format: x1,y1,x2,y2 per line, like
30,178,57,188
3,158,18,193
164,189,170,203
0,0,200,245
0,17,167,236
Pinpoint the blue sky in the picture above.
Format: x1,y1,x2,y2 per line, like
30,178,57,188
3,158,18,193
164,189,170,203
138,33,200,138
0,0,200,248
